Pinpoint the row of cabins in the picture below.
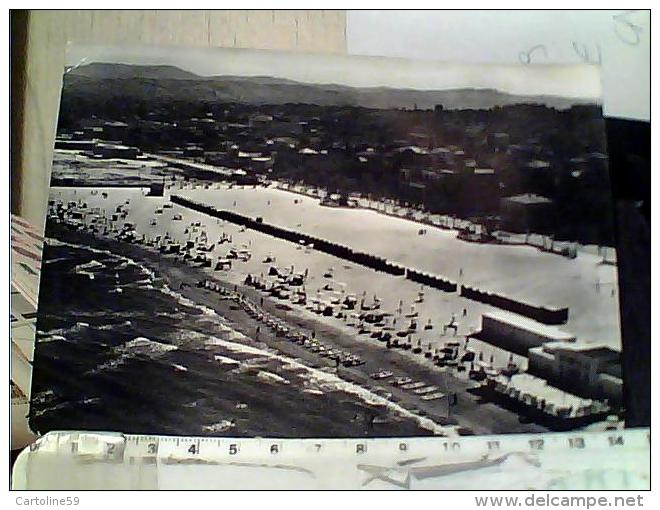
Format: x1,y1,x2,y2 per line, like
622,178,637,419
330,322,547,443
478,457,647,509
169,194,578,329
485,373,612,430
460,284,568,325
169,195,408,278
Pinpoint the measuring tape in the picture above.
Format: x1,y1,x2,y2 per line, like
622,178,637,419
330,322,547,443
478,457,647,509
13,428,650,490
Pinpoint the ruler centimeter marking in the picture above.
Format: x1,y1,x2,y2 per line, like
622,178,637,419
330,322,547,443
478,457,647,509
28,429,650,464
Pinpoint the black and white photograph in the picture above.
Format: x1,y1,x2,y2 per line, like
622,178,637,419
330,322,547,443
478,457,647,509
29,44,625,440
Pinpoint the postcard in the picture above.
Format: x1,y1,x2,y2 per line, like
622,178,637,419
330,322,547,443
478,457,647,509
30,45,623,439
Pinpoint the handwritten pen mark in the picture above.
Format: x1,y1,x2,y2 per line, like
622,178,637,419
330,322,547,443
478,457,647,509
226,461,316,477
613,10,644,46
519,45,548,65
161,457,316,478
358,452,541,489
397,456,428,467
572,42,602,65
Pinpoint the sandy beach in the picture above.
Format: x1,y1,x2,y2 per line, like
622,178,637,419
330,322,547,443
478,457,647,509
38,175,626,436
40,187,554,436
179,184,622,349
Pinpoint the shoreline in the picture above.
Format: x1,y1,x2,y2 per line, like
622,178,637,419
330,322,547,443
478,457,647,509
44,222,549,437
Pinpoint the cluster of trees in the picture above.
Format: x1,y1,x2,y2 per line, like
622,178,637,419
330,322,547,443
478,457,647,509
58,88,614,245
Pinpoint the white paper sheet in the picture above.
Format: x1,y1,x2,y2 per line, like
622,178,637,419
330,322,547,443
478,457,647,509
347,10,649,121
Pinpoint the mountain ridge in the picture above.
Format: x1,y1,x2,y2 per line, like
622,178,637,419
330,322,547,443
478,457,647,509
64,62,599,111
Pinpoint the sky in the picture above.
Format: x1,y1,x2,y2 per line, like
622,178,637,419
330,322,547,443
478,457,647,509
65,43,602,100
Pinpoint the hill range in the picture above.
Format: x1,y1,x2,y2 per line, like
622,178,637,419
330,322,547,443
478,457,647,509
63,62,597,111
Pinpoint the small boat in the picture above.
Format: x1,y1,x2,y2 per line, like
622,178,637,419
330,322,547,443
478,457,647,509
401,381,426,391
390,376,413,387
369,370,394,380
413,385,439,395
420,392,445,401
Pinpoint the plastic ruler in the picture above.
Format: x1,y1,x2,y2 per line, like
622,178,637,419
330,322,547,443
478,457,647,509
12,428,650,490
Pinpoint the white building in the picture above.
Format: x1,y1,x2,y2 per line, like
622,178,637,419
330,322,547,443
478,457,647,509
474,311,575,356
528,342,622,406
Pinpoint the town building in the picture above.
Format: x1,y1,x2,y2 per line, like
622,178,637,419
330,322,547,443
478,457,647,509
528,342,623,406
102,121,129,141
91,143,141,159
500,193,554,233
472,311,576,356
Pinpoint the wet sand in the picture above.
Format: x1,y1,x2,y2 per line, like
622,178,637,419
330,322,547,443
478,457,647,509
46,223,549,436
